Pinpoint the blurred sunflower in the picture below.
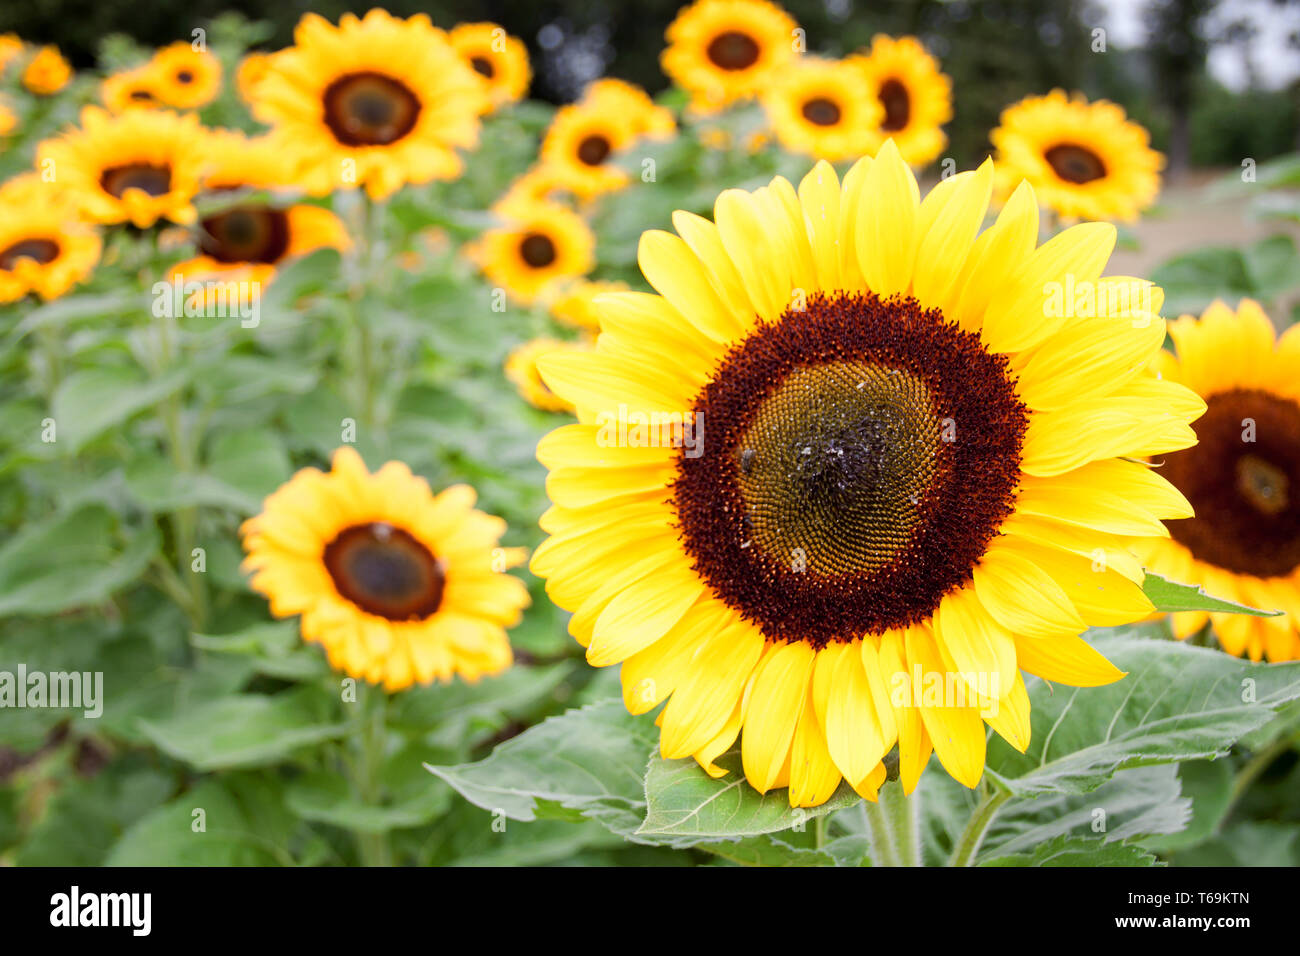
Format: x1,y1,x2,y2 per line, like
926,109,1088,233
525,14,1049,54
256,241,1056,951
235,51,276,103
762,58,882,162
494,165,573,215
0,174,101,303
850,35,951,168
170,130,348,290
0,99,15,137
469,200,594,304
539,102,638,199
992,90,1163,223
585,79,676,140
662,0,800,111
449,22,530,109
1140,300,1300,661
38,107,205,227
101,67,164,112
530,143,1202,805
250,9,488,199
505,338,586,413
0,34,22,72
242,447,530,690
551,279,631,332
144,42,221,109
22,45,71,95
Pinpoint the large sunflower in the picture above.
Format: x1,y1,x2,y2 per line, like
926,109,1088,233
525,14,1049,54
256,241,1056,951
762,58,882,162
531,142,1202,805
449,22,530,109
661,0,800,112
250,9,488,200
0,174,101,304
1141,300,1300,662
991,90,1163,223
37,107,205,227
850,35,951,168
539,102,638,199
242,447,530,690
147,42,222,109
469,200,594,305
170,130,348,289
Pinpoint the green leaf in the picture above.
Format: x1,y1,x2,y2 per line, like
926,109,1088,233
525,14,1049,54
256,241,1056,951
137,687,348,771
1170,821,1300,866
286,744,453,834
635,750,861,847
426,698,658,837
1140,759,1235,854
0,505,159,616
981,834,1160,866
1141,572,1280,616
699,833,838,867
50,367,186,453
985,635,1300,796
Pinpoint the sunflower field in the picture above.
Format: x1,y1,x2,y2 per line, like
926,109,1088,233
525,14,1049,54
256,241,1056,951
1,1,1300,877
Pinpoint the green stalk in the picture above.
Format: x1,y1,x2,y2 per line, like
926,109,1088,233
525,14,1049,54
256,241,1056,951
879,780,921,866
862,797,899,867
353,683,393,867
948,787,1011,867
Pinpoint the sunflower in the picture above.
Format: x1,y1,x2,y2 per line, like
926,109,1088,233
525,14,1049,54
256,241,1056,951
242,447,529,690
505,338,589,413
0,100,15,137
494,165,574,216
469,200,594,305
539,102,638,199
146,42,222,109
530,142,1202,805
449,22,530,109
1139,300,1300,662
37,107,205,227
0,34,22,72
170,130,348,288
992,89,1163,223
585,79,676,140
662,0,800,112
0,174,101,304
250,9,488,200
22,45,71,95
235,51,276,103
101,66,164,112
849,35,951,168
762,58,882,162
551,279,631,332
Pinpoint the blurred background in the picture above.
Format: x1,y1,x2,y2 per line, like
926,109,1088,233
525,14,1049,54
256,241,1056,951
3,0,1298,173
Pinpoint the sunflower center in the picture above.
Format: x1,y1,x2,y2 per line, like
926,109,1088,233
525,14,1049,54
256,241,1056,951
470,56,495,78
1160,389,1300,577
176,69,194,84
1044,143,1107,184
100,163,172,199
128,89,155,102
0,238,60,270
801,97,842,127
675,291,1027,646
878,78,910,131
323,522,445,621
706,30,761,71
576,134,612,166
199,206,291,264
519,232,557,268
322,71,421,147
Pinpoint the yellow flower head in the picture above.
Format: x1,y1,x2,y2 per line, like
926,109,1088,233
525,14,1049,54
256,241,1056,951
1140,300,1300,662
249,8,489,199
849,34,951,168
505,338,588,413
449,22,531,109
762,57,883,162
662,0,801,111
101,66,165,112
494,164,574,216
539,101,638,199
0,174,101,304
469,200,595,305
992,89,1163,223
0,34,23,72
550,279,631,332
242,447,530,691
584,79,676,140
146,42,222,109
529,142,1202,806
235,51,277,104
37,106,206,228
23,45,72,95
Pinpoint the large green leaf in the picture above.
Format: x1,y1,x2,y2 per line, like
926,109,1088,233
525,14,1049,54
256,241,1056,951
986,635,1300,796
1142,572,1280,616
50,367,187,453
981,834,1160,866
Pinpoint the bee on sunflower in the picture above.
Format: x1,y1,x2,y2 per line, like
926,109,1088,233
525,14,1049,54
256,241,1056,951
448,22,531,110
0,174,101,304
249,9,489,200
241,447,530,690
469,200,594,305
991,89,1163,223
529,142,1202,806
849,35,952,168
762,58,883,163
37,107,205,227
146,42,222,109
662,0,801,112
1140,300,1300,662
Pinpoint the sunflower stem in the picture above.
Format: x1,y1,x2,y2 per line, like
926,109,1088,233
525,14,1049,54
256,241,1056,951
353,682,393,867
1223,735,1290,824
948,787,1011,867
861,797,899,867
879,780,921,866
